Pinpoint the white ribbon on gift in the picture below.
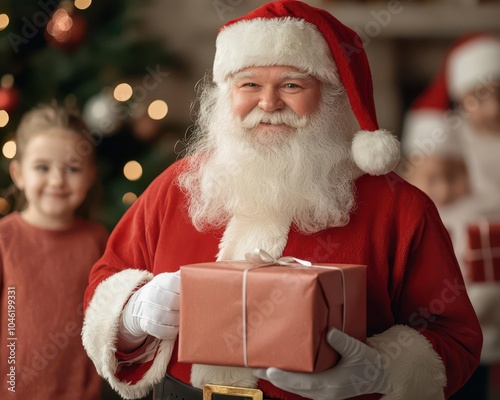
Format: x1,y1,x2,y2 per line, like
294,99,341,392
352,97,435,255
240,248,346,367
466,219,500,282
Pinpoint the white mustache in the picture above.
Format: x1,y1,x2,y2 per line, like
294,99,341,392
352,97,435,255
239,108,308,129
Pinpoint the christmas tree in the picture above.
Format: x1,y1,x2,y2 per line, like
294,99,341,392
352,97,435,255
0,0,186,230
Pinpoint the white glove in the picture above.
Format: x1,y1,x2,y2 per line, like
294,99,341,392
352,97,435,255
254,328,392,400
119,271,181,347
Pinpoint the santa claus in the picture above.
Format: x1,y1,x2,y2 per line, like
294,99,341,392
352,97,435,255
82,1,482,400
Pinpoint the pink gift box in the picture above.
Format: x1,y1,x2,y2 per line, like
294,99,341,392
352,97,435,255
178,258,366,372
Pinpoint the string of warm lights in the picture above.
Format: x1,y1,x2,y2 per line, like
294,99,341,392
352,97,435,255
0,0,172,210
0,54,12,213
113,82,169,120
0,0,92,32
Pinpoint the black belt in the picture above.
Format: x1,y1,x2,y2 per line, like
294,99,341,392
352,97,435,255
154,374,277,400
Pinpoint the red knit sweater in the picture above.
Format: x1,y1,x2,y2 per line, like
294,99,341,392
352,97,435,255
1,212,108,399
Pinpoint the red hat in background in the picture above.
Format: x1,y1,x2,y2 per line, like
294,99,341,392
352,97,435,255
213,0,400,176
401,45,458,158
402,33,500,158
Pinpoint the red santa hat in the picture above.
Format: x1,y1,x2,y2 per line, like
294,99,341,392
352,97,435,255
402,33,500,158
212,0,400,176
401,51,460,158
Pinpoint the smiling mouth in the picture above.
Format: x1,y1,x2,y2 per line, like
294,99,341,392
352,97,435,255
46,193,68,198
259,122,288,127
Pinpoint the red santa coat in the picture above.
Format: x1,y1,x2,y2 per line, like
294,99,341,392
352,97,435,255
82,158,481,400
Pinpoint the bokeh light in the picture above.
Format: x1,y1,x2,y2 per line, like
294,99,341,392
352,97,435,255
0,197,10,215
74,0,92,10
148,100,168,120
113,83,133,102
0,14,9,31
0,110,9,128
1,74,14,88
122,192,138,205
47,9,73,42
2,140,16,159
123,160,143,181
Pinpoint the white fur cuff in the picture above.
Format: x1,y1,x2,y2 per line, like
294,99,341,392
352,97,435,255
367,325,446,400
82,269,176,399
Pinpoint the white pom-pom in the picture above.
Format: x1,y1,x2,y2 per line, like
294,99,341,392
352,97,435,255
352,130,401,176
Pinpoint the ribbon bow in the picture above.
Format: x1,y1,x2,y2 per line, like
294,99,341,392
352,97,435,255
244,248,312,267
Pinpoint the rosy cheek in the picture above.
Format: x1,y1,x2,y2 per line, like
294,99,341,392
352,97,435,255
232,98,254,119
230,96,244,118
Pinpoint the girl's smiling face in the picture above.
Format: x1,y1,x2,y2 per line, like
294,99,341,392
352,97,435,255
10,128,96,229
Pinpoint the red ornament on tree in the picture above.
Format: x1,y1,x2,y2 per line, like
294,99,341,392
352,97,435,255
0,87,19,113
45,5,87,51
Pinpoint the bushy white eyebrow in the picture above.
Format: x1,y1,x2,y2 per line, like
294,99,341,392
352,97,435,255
230,70,258,83
230,69,313,83
281,71,312,81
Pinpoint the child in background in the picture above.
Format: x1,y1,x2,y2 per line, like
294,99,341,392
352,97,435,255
0,103,108,399
401,107,470,209
401,33,500,400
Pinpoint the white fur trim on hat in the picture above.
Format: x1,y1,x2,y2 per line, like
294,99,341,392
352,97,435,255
82,269,176,399
213,17,338,85
448,38,500,101
367,325,446,400
402,110,462,159
352,130,400,176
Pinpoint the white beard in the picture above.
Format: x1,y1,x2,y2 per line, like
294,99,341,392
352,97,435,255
179,80,360,241
178,78,360,388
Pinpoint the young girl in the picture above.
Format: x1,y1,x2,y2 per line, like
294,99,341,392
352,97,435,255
0,103,108,399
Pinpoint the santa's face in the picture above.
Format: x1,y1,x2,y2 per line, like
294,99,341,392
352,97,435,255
178,68,360,235
229,66,322,144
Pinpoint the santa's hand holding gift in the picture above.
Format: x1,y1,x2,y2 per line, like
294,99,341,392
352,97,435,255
254,328,392,400
82,1,482,399
117,272,181,352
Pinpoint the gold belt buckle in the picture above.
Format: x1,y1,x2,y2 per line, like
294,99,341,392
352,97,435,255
203,384,263,400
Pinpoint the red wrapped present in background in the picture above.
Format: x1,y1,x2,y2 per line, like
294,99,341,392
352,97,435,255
465,220,500,283
178,251,366,373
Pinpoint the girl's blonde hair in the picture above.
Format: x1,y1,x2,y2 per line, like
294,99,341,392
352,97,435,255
4,103,101,220
15,103,96,160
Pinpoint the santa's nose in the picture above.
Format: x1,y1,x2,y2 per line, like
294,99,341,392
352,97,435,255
258,88,285,112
